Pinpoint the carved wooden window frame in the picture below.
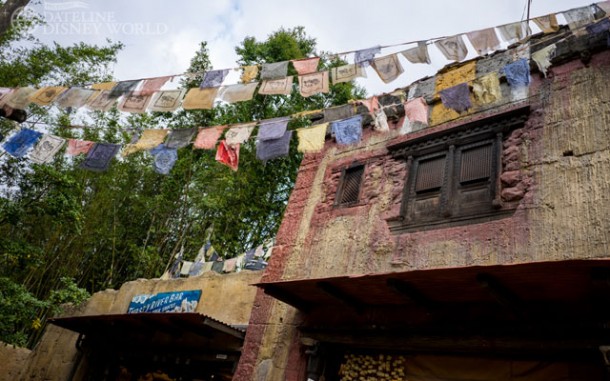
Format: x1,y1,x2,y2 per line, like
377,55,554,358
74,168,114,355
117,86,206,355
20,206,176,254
388,106,529,232
335,164,365,207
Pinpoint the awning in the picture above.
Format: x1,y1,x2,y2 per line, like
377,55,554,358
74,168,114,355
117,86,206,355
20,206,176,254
258,260,610,354
49,312,245,354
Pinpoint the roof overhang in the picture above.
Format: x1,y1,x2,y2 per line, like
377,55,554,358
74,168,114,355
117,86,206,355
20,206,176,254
49,312,245,353
258,260,610,354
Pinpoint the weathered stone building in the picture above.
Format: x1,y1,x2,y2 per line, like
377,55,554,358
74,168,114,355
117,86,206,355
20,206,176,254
2,271,261,381
4,14,610,381
234,24,610,381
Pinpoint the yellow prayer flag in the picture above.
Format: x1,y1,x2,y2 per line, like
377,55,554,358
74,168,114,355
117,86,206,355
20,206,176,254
28,86,68,106
91,82,117,91
435,61,477,92
122,129,168,157
472,73,502,105
297,123,328,153
240,65,259,83
182,87,219,110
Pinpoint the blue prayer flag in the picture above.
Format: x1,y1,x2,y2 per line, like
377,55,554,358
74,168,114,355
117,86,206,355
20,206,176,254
439,83,471,113
2,128,42,158
257,117,289,141
503,58,531,87
150,144,178,175
256,130,293,161
331,115,363,145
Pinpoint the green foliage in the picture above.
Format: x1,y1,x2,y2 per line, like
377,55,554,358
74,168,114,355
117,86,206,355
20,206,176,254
47,277,90,313
0,24,364,347
0,277,48,347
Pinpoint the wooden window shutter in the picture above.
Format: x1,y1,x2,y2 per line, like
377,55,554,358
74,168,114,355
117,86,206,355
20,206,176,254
460,143,493,184
415,156,446,192
337,165,364,205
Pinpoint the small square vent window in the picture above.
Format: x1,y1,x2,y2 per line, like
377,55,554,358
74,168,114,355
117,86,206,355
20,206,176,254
335,165,364,206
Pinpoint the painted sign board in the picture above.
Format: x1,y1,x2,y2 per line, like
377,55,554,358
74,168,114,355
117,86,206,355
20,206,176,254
127,290,202,314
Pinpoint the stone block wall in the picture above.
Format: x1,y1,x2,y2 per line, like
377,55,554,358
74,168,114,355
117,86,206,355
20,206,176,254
234,46,610,381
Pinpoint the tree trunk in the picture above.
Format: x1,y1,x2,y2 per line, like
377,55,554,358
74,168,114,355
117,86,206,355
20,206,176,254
0,0,31,40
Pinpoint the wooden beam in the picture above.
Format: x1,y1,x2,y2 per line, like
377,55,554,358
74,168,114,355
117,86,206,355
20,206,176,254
316,281,366,314
476,273,523,316
386,278,437,312
299,328,604,357
262,284,313,313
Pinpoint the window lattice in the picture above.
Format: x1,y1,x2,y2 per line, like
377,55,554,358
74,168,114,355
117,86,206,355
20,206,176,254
460,144,492,183
338,166,364,205
415,156,445,192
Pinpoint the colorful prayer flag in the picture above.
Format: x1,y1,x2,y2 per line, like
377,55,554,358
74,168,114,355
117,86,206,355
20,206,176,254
439,83,471,113
331,64,367,84
371,54,404,84
215,140,239,171
182,87,219,110
29,134,65,164
5,87,36,109
261,61,289,80
66,139,94,156
503,58,531,87
165,127,197,149
150,144,178,175
466,28,501,56
563,6,595,32
91,82,117,91
256,130,293,161
225,123,255,146
80,143,120,172
472,73,502,104
297,123,327,153
28,87,68,106
118,92,153,113
401,42,431,64
240,65,259,83
109,80,140,98
200,69,230,88
193,126,225,149
2,128,42,157
122,129,169,156
55,88,97,109
354,46,381,65
257,117,289,141
331,115,363,145
258,77,294,95
533,14,560,34
298,71,329,97
291,57,320,75
435,35,468,62
497,21,530,44
148,90,186,112
140,76,172,95
323,104,355,123
219,82,258,103
86,90,118,111
360,96,380,114
531,45,556,77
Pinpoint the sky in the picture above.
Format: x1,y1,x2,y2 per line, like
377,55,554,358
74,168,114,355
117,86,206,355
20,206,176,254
24,0,599,96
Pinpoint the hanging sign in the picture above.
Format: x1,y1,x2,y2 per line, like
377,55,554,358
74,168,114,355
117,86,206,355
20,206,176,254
127,290,202,313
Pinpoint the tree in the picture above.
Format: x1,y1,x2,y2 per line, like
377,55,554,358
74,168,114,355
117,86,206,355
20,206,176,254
0,25,364,347
0,0,31,42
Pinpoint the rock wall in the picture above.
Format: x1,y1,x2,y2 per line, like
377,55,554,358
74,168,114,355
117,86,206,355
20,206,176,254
0,343,31,381
14,271,261,381
234,48,610,381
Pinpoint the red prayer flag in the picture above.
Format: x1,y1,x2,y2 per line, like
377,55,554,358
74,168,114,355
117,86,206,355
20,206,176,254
215,140,239,171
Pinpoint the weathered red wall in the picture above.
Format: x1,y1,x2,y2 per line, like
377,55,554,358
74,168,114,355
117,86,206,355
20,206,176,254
234,48,610,381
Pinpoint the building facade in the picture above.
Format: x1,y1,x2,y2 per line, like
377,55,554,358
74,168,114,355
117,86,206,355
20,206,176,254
234,26,610,381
